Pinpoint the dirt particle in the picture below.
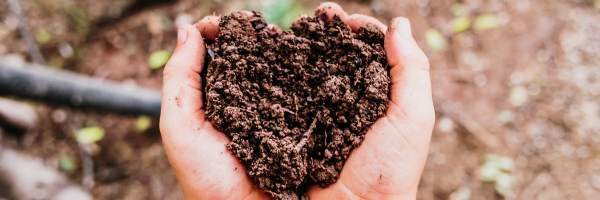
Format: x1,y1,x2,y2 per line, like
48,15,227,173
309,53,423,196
175,97,181,106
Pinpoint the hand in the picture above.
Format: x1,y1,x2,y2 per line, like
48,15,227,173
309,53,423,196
159,2,434,199
303,3,434,200
159,15,270,199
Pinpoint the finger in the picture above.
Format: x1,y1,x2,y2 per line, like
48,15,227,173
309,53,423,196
345,14,387,34
161,24,206,126
195,15,219,42
315,2,348,22
385,17,435,131
267,24,282,37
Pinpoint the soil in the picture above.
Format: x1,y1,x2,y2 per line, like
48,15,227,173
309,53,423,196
203,11,389,199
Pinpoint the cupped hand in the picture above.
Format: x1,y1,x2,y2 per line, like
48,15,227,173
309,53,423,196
159,3,434,200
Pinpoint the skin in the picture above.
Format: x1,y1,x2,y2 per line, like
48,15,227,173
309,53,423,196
160,2,434,200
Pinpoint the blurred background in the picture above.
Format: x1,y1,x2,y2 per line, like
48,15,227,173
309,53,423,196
0,0,599,199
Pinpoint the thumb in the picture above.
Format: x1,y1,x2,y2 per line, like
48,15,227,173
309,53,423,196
384,17,435,138
161,24,206,128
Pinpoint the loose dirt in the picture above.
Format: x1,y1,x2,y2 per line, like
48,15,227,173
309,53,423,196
203,11,389,199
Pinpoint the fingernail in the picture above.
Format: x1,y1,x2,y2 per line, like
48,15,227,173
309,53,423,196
390,17,412,38
177,26,189,45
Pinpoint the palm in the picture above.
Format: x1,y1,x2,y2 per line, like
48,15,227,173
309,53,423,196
310,102,434,199
162,114,267,199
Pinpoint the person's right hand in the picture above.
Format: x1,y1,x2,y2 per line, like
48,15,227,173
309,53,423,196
303,3,434,200
180,2,434,199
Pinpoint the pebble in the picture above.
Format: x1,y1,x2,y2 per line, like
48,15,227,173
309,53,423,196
0,98,38,130
52,109,67,123
52,186,92,200
437,117,454,133
497,110,514,123
509,86,528,106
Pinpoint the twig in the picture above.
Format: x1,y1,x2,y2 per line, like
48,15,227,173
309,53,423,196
78,143,94,190
294,117,318,153
68,123,94,190
7,0,46,65
337,26,344,38
282,108,295,115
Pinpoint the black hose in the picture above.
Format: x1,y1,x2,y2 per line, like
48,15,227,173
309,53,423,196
0,63,161,116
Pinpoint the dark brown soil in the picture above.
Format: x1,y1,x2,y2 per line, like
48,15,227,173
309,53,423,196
203,11,389,199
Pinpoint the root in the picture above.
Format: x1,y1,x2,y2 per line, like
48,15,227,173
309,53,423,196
293,117,318,153
282,108,295,115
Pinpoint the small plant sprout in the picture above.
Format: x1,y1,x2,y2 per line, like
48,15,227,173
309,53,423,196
473,14,499,30
76,126,105,144
36,29,52,44
136,115,152,132
450,3,467,17
452,17,470,33
426,29,448,52
149,50,171,69
59,156,77,174
478,154,515,196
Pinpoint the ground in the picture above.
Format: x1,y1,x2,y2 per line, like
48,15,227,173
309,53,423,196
0,0,599,199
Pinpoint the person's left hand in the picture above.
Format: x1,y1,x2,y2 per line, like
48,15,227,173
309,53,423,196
159,18,271,199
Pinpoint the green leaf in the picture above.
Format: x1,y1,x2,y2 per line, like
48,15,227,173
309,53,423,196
426,29,448,51
452,17,471,33
473,14,498,30
494,172,513,196
36,29,52,44
76,127,105,144
148,50,171,69
485,154,515,172
136,115,152,132
450,3,466,17
479,163,501,181
596,0,600,9
59,156,76,174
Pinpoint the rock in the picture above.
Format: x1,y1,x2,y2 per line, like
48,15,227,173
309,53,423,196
0,148,91,200
52,186,92,200
0,97,38,131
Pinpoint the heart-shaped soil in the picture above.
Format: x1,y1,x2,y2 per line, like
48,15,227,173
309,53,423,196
203,11,389,199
